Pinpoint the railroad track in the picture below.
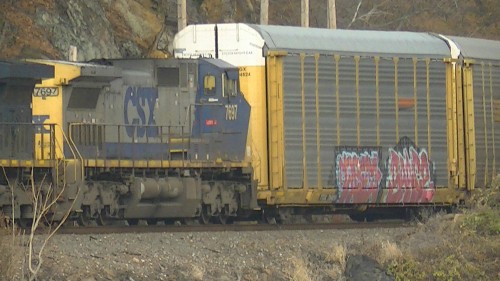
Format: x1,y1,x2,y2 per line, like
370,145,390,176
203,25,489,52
52,220,411,235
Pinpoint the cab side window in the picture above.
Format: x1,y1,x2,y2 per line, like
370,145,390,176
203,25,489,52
222,73,237,97
227,79,237,97
204,75,216,95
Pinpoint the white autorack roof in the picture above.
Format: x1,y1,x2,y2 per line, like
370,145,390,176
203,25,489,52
247,24,451,58
447,36,500,61
174,23,500,66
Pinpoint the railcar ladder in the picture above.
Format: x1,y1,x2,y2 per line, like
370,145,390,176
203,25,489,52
267,54,284,190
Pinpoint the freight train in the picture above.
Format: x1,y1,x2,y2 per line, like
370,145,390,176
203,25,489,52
1,24,500,227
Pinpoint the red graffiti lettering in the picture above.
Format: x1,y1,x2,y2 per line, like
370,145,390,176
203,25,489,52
337,151,382,190
383,188,435,204
386,147,434,189
384,146,435,203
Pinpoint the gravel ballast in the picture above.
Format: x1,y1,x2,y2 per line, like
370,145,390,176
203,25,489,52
19,226,414,281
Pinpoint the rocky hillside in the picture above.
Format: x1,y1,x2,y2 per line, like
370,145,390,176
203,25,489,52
0,0,499,60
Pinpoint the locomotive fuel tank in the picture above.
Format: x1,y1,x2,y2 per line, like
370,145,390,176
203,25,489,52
130,177,183,201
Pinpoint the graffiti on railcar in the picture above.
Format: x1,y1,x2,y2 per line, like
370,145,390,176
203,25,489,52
335,147,383,203
383,137,435,203
334,137,436,204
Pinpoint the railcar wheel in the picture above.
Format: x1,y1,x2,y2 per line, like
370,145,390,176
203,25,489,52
263,212,277,225
127,219,139,226
164,219,176,225
303,214,314,223
182,218,199,225
349,214,366,222
146,219,158,225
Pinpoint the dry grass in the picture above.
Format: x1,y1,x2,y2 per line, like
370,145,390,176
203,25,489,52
190,264,205,281
385,186,500,281
289,256,312,281
325,245,346,280
0,235,15,280
0,219,19,281
327,244,346,265
378,241,403,265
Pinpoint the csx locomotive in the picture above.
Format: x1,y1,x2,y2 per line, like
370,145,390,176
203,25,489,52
1,23,500,226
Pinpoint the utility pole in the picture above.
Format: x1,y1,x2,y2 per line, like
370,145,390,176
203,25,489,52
260,0,269,25
327,0,337,29
301,0,309,27
177,0,187,31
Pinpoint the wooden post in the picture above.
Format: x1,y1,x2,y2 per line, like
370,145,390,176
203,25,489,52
301,0,309,27
68,46,77,62
177,0,187,31
260,0,269,25
327,0,337,29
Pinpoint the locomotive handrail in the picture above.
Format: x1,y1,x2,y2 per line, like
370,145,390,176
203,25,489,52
68,122,193,163
0,122,57,161
57,124,84,184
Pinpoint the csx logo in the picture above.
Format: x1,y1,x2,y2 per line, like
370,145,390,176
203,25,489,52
124,87,159,138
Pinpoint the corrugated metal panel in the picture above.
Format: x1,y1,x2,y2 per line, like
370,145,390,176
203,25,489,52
248,24,450,58
473,63,500,187
282,54,448,189
449,36,500,62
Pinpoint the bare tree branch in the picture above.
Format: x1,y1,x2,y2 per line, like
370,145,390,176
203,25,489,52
347,0,363,29
20,169,80,281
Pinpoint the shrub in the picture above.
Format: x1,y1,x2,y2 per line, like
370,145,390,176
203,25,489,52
0,222,16,280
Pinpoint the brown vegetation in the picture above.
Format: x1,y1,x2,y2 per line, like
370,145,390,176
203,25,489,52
0,222,17,280
366,186,500,281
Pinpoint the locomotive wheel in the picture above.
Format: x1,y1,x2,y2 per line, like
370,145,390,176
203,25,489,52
217,214,228,225
77,208,93,227
96,208,113,226
127,219,139,226
216,212,233,225
16,218,33,229
199,205,211,224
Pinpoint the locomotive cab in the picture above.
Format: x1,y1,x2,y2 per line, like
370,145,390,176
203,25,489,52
191,59,250,162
